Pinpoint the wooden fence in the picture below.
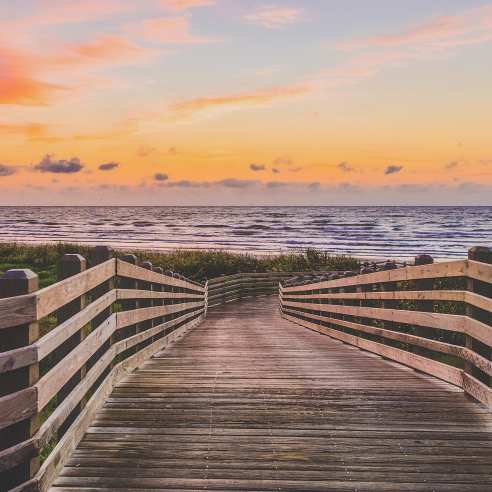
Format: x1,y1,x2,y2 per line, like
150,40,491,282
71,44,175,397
2,244,491,491
280,247,492,409
0,247,206,492
207,271,334,308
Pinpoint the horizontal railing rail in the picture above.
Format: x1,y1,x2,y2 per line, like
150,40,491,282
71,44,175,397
207,271,339,307
279,247,492,409
0,247,206,492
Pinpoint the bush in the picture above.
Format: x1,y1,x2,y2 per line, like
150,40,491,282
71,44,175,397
0,243,360,286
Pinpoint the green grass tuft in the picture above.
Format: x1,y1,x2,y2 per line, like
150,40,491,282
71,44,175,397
0,243,359,286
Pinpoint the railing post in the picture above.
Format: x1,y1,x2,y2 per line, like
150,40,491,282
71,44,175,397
0,269,40,490
90,246,114,331
205,280,209,316
153,267,164,338
56,254,87,437
466,247,492,382
413,255,434,349
141,262,153,332
119,255,139,349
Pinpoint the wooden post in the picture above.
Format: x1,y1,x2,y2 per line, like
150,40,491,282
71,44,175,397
0,269,40,489
141,262,153,335
466,247,492,382
90,246,114,331
56,254,87,437
205,280,209,316
120,255,139,350
414,255,434,353
378,261,398,346
153,267,164,339
358,265,374,331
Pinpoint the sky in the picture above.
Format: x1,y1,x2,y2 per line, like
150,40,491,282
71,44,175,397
1,0,492,205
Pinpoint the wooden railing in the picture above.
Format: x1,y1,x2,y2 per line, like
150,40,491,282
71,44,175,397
0,247,206,492
280,247,492,409
207,271,334,307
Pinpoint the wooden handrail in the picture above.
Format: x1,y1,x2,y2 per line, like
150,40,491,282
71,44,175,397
207,271,337,308
1,245,491,491
0,248,207,492
279,247,492,409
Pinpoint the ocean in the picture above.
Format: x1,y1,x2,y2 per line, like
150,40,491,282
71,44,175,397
0,206,490,260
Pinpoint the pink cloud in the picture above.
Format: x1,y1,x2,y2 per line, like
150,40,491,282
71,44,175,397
48,36,149,67
33,0,137,23
157,0,216,11
0,34,150,106
132,16,217,44
338,4,492,51
0,47,66,105
323,4,492,92
170,83,313,117
244,6,303,29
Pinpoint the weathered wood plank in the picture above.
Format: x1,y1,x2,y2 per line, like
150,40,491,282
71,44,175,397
467,259,492,284
37,315,204,492
116,302,204,328
283,312,463,387
116,260,204,292
282,260,468,292
37,290,117,361
36,315,117,410
282,300,492,346
0,293,37,330
36,260,116,319
49,297,492,492
116,290,203,301
0,387,37,430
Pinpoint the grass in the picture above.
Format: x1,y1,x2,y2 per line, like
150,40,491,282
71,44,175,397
0,242,360,287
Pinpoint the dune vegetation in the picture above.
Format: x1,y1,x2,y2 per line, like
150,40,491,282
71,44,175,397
0,242,359,287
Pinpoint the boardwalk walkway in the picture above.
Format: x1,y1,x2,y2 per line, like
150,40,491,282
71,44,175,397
51,297,492,492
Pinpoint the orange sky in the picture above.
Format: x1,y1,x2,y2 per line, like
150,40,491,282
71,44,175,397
1,0,492,204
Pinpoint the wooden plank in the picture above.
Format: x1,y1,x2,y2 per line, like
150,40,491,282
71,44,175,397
116,260,204,293
36,309,205,452
0,293,37,330
462,373,492,408
281,312,463,387
0,387,37,430
116,290,203,301
36,260,116,319
36,290,117,361
116,302,204,329
282,307,492,378
0,344,37,374
116,309,205,353
36,315,204,492
281,289,492,314
49,297,492,492
36,315,117,410
282,260,468,292
0,439,37,473
282,300,492,347
467,259,492,284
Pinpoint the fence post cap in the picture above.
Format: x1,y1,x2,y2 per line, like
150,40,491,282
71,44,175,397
60,253,86,265
91,245,114,265
468,246,492,263
121,254,138,264
0,268,39,296
414,254,434,266
382,260,397,271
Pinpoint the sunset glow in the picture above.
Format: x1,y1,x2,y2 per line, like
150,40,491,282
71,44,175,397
1,0,492,205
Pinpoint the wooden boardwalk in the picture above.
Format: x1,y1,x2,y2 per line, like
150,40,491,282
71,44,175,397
51,297,492,492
